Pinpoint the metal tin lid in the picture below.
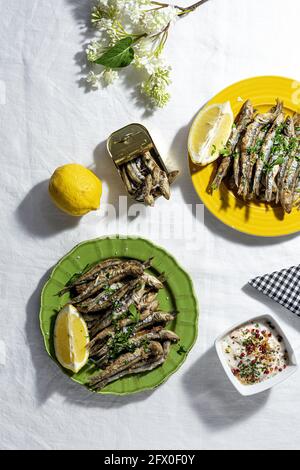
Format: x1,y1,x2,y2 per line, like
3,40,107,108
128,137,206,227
107,123,155,166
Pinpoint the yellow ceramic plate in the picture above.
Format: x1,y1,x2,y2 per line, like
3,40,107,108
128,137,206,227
190,76,300,237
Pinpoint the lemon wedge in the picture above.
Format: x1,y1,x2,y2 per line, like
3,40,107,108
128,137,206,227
54,305,89,374
188,102,234,165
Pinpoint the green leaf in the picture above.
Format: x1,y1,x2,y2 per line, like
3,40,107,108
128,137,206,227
177,345,187,356
65,264,93,287
95,37,135,69
128,304,140,323
219,146,231,157
273,157,285,166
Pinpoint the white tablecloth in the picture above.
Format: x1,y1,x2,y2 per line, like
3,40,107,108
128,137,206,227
1,0,300,450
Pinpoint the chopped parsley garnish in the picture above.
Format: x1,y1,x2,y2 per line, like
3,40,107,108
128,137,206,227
107,326,135,360
177,345,187,355
263,156,285,173
65,264,93,287
219,146,231,157
128,304,140,324
211,145,217,156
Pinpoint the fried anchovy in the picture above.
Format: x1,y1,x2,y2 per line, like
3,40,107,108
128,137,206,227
136,157,147,175
113,282,146,320
141,273,164,291
280,114,300,213
276,117,295,203
121,166,135,195
246,102,283,198
89,346,150,389
142,151,159,172
81,278,141,313
94,329,179,367
265,116,291,202
88,309,155,354
210,100,254,191
132,161,145,181
144,174,155,207
77,281,124,309
126,161,144,185
91,326,163,361
294,175,300,209
142,151,171,200
233,140,242,187
89,342,164,391
135,174,155,206
245,124,271,197
152,166,162,186
89,309,174,351
239,101,283,199
95,346,168,390
58,259,123,295
71,260,146,304
88,282,146,335
93,339,176,392
138,291,158,308
167,170,179,185
134,311,176,332
152,171,179,199
252,108,285,197
159,172,171,200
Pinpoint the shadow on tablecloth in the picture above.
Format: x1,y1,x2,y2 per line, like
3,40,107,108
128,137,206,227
16,180,80,238
26,269,154,409
182,347,270,430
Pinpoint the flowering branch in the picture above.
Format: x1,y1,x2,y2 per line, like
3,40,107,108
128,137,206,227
85,0,210,108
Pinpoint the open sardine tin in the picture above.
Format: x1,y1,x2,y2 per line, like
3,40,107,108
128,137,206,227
107,123,176,204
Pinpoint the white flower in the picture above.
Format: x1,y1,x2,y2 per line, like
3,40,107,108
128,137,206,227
86,40,104,62
86,71,102,89
124,0,152,24
102,68,119,85
86,0,180,107
141,65,172,107
163,6,179,25
141,6,179,34
134,53,168,75
95,0,109,8
134,37,153,56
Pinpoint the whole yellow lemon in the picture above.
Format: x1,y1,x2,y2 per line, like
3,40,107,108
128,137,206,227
49,164,102,216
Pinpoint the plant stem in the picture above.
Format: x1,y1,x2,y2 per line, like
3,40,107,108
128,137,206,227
151,0,210,13
185,0,210,12
178,0,210,16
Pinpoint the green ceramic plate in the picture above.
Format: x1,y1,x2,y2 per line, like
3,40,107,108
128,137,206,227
40,236,199,395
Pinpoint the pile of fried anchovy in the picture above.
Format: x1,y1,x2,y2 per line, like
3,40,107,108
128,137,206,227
59,258,179,391
210,99,300,213
120,151,179,206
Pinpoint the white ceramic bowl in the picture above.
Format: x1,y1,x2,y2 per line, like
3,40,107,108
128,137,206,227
215,314,298,396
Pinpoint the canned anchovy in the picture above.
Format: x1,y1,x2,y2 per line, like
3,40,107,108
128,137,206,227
107,123,179,206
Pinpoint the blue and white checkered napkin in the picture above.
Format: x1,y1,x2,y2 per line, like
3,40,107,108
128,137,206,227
249,265,300,316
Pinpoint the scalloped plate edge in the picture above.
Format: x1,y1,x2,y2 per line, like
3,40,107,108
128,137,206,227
39,235,199,396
